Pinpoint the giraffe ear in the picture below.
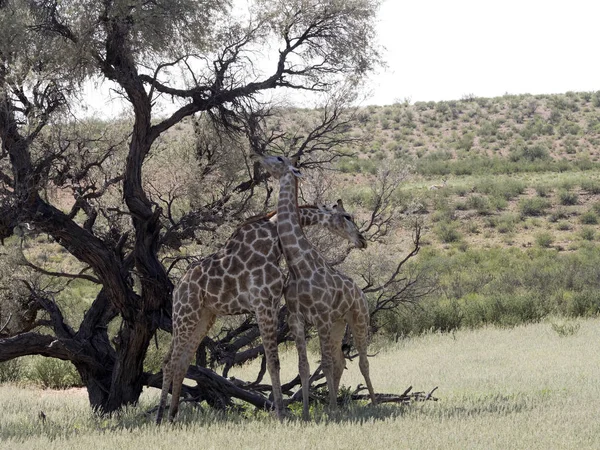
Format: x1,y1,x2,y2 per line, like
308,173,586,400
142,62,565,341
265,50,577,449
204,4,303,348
336,199,346,212
291,166,303,178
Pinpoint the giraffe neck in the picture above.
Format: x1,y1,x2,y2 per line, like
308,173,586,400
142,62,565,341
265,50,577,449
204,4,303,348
297,206,335,227
276,172,313,269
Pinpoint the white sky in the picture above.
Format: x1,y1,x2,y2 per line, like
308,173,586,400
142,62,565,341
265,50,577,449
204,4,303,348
366,0,600,105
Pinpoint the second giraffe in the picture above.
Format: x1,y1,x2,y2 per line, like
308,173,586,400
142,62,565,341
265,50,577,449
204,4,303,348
254,153,377,421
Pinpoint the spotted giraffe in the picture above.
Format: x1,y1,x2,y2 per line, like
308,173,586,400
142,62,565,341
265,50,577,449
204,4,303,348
254,153,377,420
156,204,366,423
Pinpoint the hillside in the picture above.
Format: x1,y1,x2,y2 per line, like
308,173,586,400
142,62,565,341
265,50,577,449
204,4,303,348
328,91,600,253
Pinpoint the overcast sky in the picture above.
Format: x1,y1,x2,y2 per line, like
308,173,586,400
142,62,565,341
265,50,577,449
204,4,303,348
366,0,600,105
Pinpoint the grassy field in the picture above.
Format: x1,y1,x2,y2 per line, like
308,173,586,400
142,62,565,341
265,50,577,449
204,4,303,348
2,317,599,449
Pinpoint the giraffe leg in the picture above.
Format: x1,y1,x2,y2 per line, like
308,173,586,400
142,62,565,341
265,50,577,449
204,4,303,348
290,312,311,421
349,311,377,405
156,341,174,424
168,311,216,422
330,320,347,395
256,304,284,420
317,325,337,412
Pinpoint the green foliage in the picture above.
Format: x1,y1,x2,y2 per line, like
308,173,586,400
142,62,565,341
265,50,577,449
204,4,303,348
580,179,600,194
456,132,475,151
558,190,578,205
473,178,526,200
548,207,569,223
435,222,462,243
497,214,519,233
381,247,600,337
466,195,491,215
580,211,598,225
550,320,581,337
29,358,81,389
535,232,554,248
0,360,23,383
579,227,595,241
534,183,552,197
510,143,550,162
519,197,550,216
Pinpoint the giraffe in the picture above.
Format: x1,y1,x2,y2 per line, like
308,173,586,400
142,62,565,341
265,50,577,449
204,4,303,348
156,203,366,424
254,153,377,420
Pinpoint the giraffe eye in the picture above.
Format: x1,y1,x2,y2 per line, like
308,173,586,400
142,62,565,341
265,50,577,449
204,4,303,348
276,156,284,162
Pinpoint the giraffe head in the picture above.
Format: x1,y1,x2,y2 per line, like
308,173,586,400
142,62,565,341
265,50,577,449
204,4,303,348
252,153,302,180
323,199,368,249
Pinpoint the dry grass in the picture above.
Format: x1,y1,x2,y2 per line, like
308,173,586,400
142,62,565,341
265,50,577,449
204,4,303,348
2,317,600,449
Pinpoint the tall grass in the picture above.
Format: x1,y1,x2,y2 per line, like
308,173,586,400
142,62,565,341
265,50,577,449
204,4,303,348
2,318,600,449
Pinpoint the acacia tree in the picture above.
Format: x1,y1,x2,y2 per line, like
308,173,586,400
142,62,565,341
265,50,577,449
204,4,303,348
0,0,428,414
0,0,382,412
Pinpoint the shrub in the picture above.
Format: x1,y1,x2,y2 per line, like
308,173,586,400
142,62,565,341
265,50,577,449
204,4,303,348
548,207,569,223
519,197,550,216
550,320,581,337
563,291,600,316
535,232,554,248
497,214,518,233
436,223,462,243
534,184,552,197
474,178,525,200
456,133,475,151
29,357,81,389
0,359,23,383
510,143,550,162
466,195,491,215
558,190,578,206
490,196,508,211
580,211,598,225
581,179,600,194
580,227,595,241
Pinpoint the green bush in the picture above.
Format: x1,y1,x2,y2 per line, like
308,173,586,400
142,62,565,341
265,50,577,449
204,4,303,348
579,227,595,241
0,359,23,383
474,178,526,200
556,221,572,231
490,196,508,211
380,246,600,337
534,184,552,197
550,320,581,337
580,211,598,225
535,232,554,248
466,195,491,215
510,143,550,162
29,357,81,389
436,223,462,243
548,207,569,223
558,190,578,206
580,179,600,194
519,197,550,216
497,214,518,233
562,291,600,317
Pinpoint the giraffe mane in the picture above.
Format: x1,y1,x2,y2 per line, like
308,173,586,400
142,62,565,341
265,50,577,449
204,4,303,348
238,204,322,227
